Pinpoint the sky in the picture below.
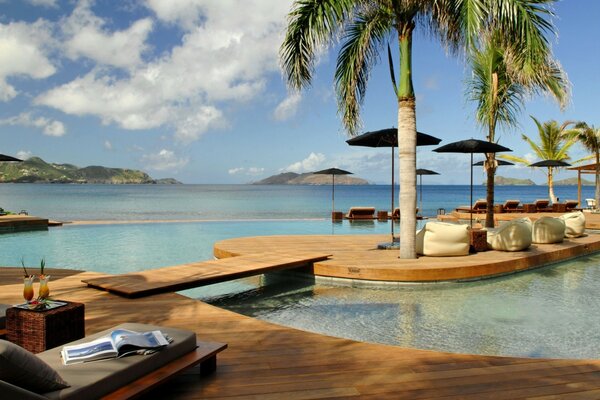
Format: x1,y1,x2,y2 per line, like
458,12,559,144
0,0,598,184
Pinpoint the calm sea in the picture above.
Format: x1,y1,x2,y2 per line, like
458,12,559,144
0,183,592,222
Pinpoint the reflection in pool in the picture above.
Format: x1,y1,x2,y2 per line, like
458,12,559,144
187,253,600,359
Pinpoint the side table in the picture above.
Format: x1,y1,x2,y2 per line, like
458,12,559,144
469,229,488,252
523,203,537,213
377,210,389,220
552,203,567,213
6,301,85,353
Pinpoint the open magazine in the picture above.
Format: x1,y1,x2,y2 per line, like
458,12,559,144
61,329,170,365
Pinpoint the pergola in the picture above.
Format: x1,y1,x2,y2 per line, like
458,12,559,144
567,163,599,206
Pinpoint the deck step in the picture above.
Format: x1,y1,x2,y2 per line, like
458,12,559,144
82,252,330,298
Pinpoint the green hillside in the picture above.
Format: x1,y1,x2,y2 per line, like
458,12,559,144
0,157,180,184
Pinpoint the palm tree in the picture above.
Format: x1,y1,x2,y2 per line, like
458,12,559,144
502,117,579,203
574,122,600,209
467,31,568,228
281,0,561,259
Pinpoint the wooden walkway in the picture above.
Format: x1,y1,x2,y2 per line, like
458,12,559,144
82,252,330,297
3,267,600,399
0,214,49,232
214,233,600,282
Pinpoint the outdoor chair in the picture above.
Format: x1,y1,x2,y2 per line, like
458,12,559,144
586,198,596,209
391,207,419,219
486,218,532,251
564,200,581,212
502,199,522,212
0,322,226,400
559,211,586,238
345,207,376,220
533,199,552,212
455,199,487,214
416,221,470,256
532,216,565,244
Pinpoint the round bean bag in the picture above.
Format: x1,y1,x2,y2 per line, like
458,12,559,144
487,218,532,251
416,221,470,256
559,211,585,238
532,216,565,244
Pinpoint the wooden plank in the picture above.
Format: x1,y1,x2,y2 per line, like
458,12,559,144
82,252,330,298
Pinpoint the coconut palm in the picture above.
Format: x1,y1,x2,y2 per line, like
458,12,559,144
467,31,569,228
502,117,579,203
281,0,561,259
574,122,600,209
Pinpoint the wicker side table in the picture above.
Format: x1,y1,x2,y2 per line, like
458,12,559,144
6,301,85,353
552,203,567,213
523,203,536,213
469,229,488,252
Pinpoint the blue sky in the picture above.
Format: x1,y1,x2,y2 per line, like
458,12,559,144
0,0,598,184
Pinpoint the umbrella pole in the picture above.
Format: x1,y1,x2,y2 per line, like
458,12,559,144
391,146,394,240
419,175,422,216
332,174,335,215
470,152,473,227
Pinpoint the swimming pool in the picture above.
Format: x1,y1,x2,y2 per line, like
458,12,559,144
2,220,598,359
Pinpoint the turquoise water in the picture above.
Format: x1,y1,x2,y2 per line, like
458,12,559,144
1,184,598,359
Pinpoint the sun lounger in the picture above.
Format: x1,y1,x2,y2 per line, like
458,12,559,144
345,207,376,220
586,198,596,209
533,199,552,212
564,200,581,212
502,199,521,212
391,207,419,219
0,322,226,400
455,199,487,214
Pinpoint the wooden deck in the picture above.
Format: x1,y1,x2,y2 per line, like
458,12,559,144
82,252,330,297
3,267,600,399
0,214,49,232
214,233,600,282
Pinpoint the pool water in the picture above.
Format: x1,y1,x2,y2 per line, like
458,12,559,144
2,219,599,359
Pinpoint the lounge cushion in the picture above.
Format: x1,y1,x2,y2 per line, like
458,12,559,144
532,216,565,244
416,221,470,256
487,218,532,251
0,339,69,394
0,303,9,330
559,211,585,238
37,323,196,400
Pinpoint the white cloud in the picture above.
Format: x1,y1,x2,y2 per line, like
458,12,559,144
141,149,189,171
0,20,56,101
35,0,292,144
0,112,66,136
16,150,33,160
273,93,302,121
62,1,153,70
104,140,113,150
283,152,326,173
27,0,58,7
228,166,265,176
424,75,439,90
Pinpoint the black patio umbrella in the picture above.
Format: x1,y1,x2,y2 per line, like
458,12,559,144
472,160,514,166
416,169,439,216
529,159,571,167
347,128,441,236
434,139,512,226
0,154,22,162
313,168,353,216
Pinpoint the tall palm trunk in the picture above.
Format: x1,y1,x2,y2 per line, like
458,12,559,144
397,24,417,259
548,167,557,203
485,155,496,228
595,152,600,209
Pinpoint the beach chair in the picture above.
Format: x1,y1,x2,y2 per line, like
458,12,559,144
586,198,596,209
391,207,420,219
533,199,552,212
564,200,581,212
502,199,521,212
0,323,226,400
345,207,376,220
455,199,487,214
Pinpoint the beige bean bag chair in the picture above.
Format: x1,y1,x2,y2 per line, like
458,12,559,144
532,216,565,244
559,211,585,238
416,221,470,256
487,218,532,251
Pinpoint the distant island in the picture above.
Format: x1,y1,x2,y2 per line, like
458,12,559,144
554,177,594,186
493,176,536,185
0,157,181,184
252,172,369,185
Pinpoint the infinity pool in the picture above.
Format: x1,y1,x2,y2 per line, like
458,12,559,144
2,220,598,359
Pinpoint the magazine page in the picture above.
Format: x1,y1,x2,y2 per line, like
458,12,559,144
110,329,169,353
61,337,118,365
